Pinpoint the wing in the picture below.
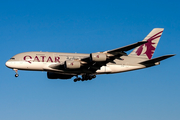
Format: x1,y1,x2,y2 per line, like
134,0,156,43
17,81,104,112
47,41,147,74
80,41,147,72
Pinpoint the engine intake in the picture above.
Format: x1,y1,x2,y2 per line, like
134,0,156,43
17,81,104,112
90,53,107,62
64,60,81,69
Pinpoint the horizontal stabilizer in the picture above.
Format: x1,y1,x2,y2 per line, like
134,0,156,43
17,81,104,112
139,54,175,65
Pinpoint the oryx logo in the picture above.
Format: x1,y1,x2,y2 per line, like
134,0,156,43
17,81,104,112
136,31,163,59
96,55,99,58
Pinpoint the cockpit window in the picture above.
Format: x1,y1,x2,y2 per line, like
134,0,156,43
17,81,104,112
10,58,15,60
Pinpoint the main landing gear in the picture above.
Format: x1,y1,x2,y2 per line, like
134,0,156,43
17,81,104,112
74,74,96,82
13,69,19,77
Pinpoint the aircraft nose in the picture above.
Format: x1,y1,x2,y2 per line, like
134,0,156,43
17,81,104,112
5,60,11,68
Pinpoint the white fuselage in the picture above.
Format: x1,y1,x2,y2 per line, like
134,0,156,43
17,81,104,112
5,52,147,75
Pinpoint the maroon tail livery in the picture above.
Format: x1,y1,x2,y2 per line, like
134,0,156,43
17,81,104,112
129,28,164,59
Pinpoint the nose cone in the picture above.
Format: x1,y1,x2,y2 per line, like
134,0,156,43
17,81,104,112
5,60,11,68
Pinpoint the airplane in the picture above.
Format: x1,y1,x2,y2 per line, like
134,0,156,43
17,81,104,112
5,28,175,82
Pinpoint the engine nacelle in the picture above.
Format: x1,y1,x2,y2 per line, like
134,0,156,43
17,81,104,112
47,72,73,79
64,60,81,69
90,53,107,62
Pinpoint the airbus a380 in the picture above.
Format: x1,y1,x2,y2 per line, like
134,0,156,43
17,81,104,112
6,28,175,82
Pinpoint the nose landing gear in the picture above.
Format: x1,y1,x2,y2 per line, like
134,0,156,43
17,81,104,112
13,69,19,77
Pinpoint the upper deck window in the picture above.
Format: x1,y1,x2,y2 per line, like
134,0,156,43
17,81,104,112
10,58,15,60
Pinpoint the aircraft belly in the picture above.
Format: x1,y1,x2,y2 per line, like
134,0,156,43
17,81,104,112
24,62,44,70
11,61,44,71
107,65,145,73
96,66,112,74
96,65,144,74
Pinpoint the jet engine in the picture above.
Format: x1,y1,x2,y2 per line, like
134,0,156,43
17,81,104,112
90,53,107,62
47,72,74,79
64,60,81,69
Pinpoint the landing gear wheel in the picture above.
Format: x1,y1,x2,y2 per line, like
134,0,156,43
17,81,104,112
92,75,96,78
13,69,19,77
74,75,82,82
74,74,96,82
77,78,81,81
15,74,19,77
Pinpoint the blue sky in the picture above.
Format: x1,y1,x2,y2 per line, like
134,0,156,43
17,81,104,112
0,0,179,120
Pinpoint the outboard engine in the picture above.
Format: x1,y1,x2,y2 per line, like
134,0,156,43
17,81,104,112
90,53,107,62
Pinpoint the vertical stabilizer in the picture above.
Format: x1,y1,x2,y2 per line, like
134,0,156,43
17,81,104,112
129,28,164,59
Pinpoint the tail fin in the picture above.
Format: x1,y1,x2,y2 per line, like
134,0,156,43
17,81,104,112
128,28,164,59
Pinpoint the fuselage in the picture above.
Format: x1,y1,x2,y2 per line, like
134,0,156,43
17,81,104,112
5,52,146,75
